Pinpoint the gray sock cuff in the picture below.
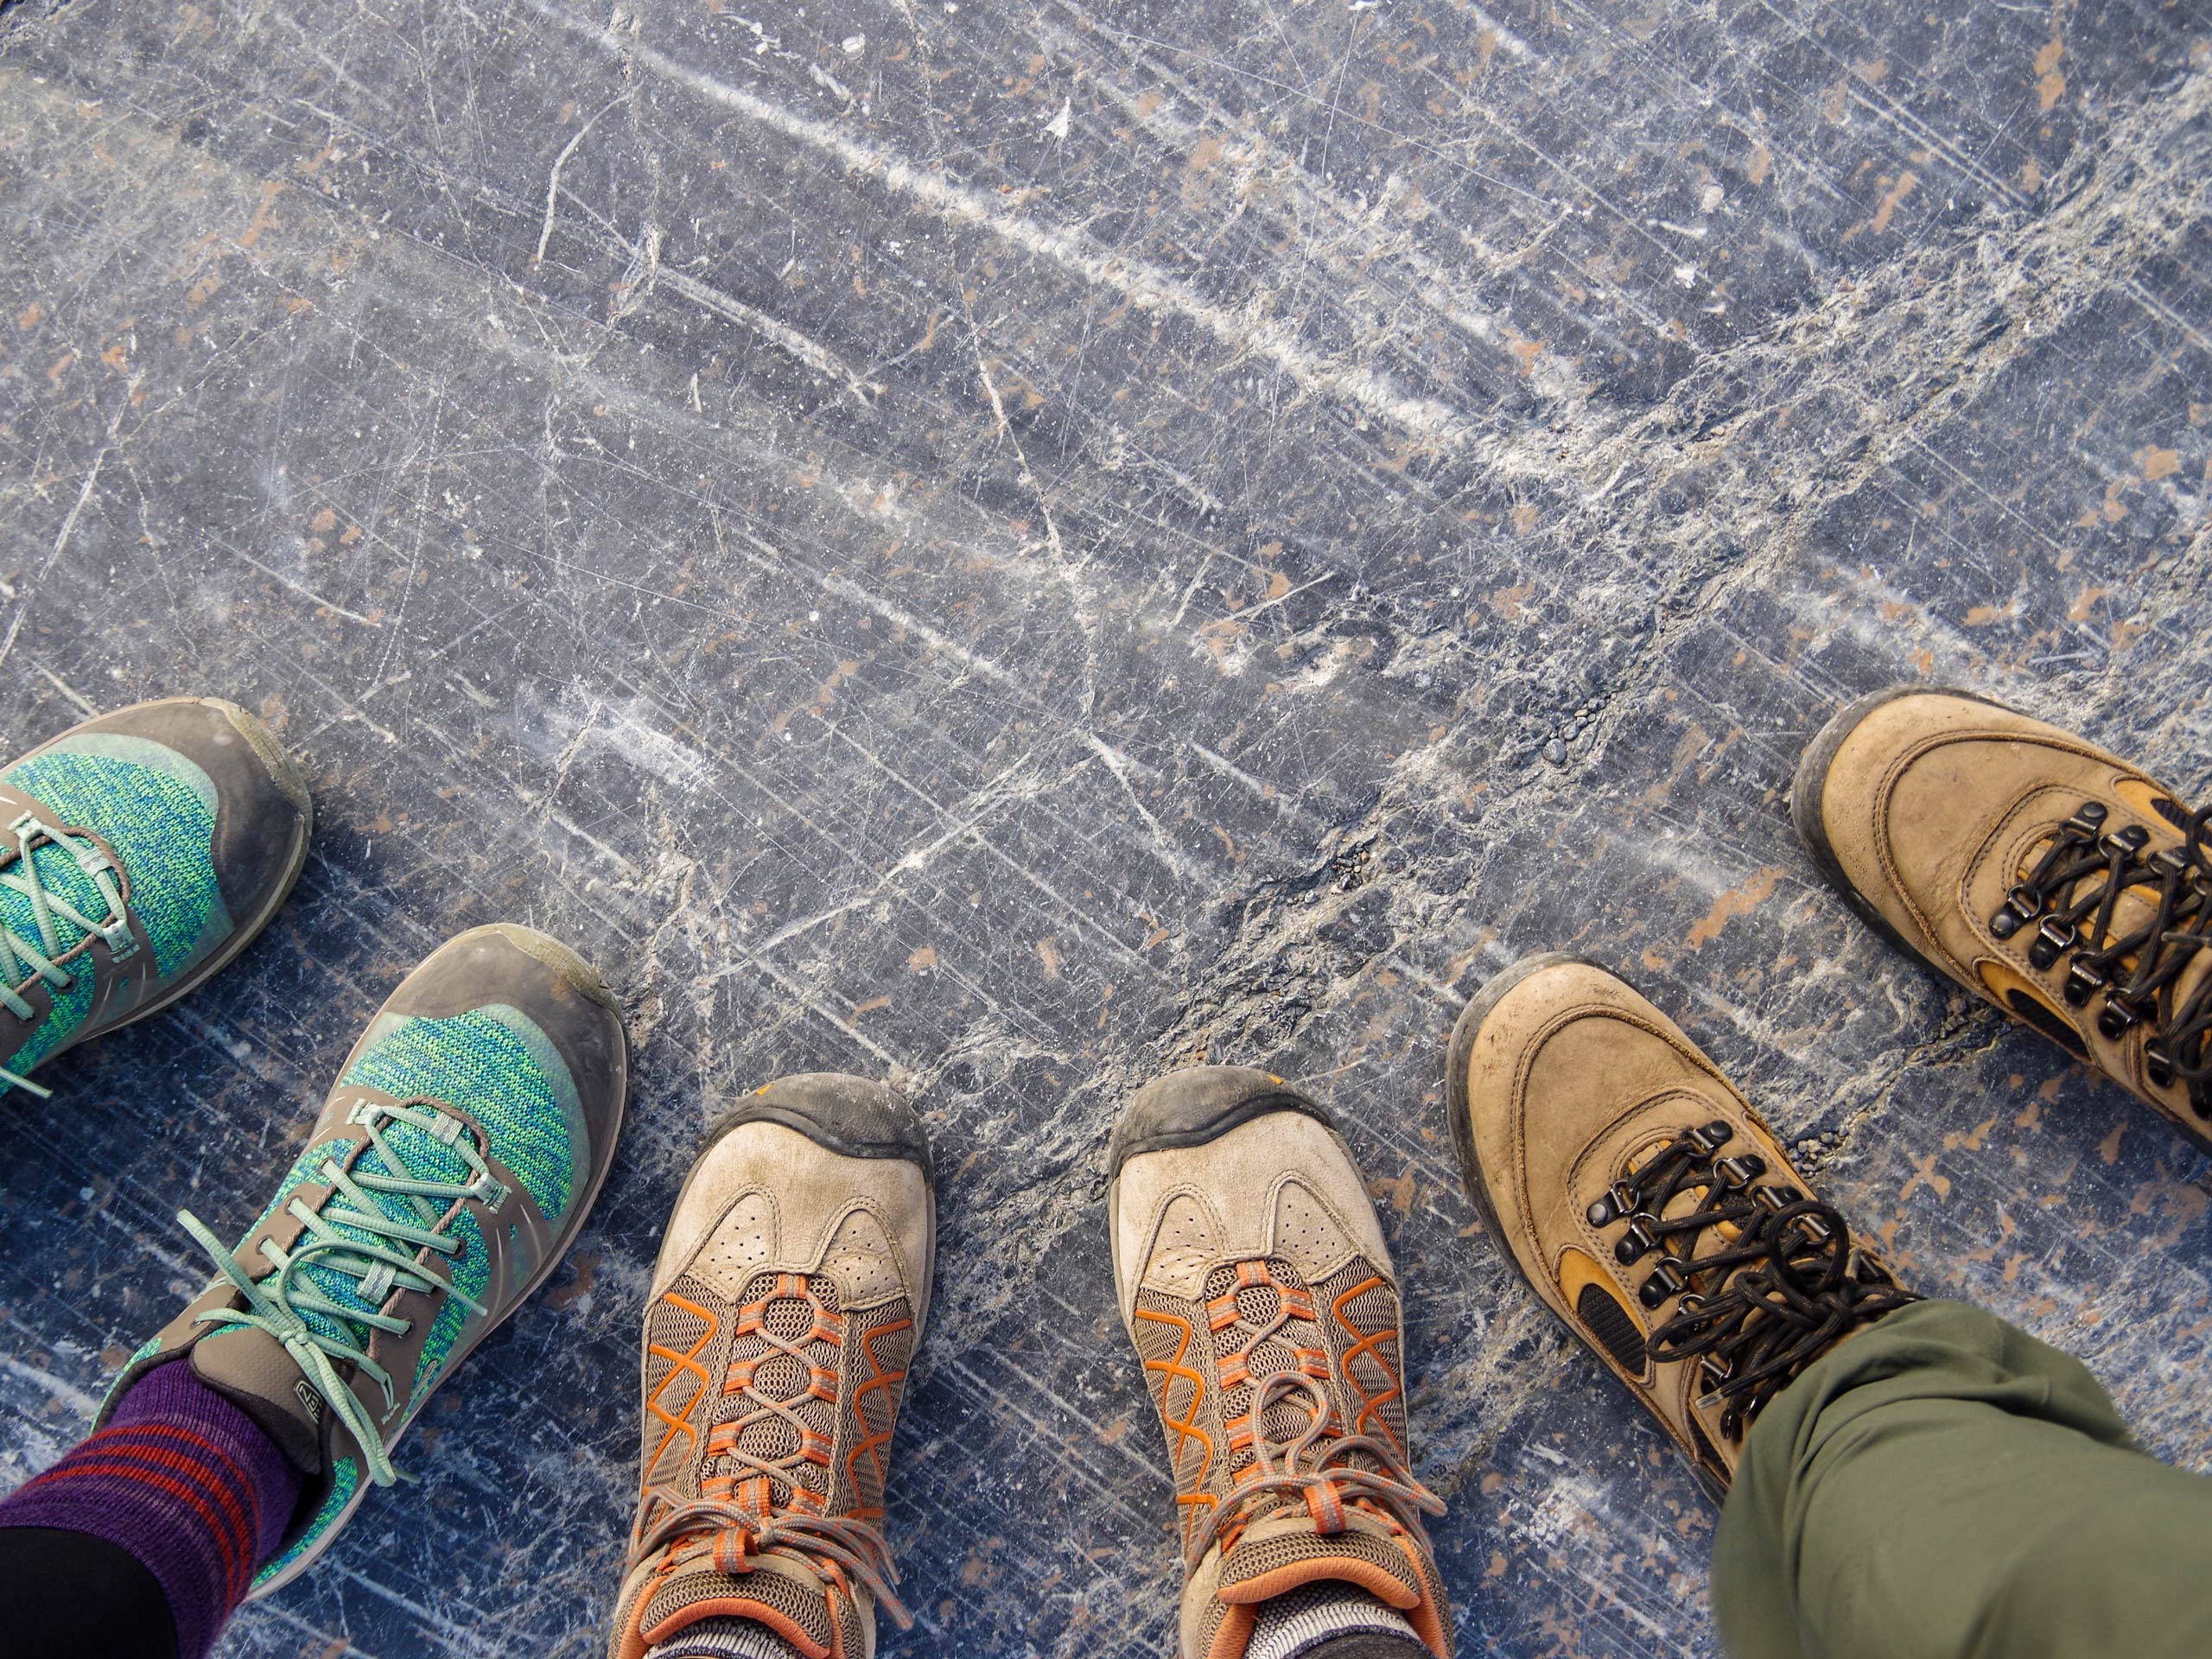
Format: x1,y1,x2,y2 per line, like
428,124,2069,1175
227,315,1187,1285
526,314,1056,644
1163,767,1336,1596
1246,1583,1427,1659
645,1617,804,1659
1298,1634,1433,1659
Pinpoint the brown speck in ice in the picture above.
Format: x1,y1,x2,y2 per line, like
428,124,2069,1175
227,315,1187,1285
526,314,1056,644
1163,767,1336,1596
1687,867,1783,950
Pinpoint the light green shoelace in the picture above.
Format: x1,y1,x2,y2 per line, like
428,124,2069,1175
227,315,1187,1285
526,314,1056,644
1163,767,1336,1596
178,1098,505,1486
0,810,136,1099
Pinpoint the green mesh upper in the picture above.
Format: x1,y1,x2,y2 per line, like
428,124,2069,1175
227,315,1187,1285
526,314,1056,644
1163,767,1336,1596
341,1009,576,1221
246,1135,384,1351
242,1011,573,1390
6,746,224,984
247,1137,356,1243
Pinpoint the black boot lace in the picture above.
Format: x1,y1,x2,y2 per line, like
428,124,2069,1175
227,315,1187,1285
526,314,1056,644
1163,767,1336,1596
1988,800,2212,1116
1585,1122,1918,1440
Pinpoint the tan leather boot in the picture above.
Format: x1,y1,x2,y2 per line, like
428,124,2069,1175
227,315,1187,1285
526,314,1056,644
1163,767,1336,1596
1109,1066,1452,1659
1446,957,1916,1497
1795,687,2211,1147
608,1074,933,1659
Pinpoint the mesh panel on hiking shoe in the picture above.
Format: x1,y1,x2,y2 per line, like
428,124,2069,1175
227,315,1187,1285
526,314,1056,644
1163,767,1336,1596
1217,1528,1423,1602
1577,1281,1650,1376
1205,1257,1335,1496
843,1313,913,1521
706,1270,844,1514
1314,1263,1411,1459
1133,1284,1222,1553
1166,1251,1448,1656
639,1558,836,1654
626,1255,916,1659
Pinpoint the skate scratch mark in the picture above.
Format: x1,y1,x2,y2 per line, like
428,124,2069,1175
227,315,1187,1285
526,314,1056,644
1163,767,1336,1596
554,188,883,407
514,0,1471,447
534,95,621,264
0,400,125,671
233,550,384,628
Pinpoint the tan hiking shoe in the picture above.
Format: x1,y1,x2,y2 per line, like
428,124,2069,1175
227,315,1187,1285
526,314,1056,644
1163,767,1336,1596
1446,957,1916,1497
609,1075,933,1659
1108,1066,1452,1659
1794,687,2211,1147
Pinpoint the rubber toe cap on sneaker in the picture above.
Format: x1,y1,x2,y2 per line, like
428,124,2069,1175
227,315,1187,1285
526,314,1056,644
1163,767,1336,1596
21,695,311,930
713,1071,933,1179
357,923,628,1164
1108,1064,1335,1177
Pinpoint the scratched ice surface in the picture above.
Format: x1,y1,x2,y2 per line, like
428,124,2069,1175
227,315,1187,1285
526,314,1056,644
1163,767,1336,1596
0,0,2207,1653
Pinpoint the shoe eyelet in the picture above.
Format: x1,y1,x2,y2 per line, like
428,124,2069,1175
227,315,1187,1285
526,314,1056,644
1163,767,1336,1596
1638,1261,1687,1309
2063,963,2106,1007
1615,1217,1658,1265
2145,1039,2177,1090
1588,1179,1640,1227
2029,919,2075,970
2098,997,2146,1040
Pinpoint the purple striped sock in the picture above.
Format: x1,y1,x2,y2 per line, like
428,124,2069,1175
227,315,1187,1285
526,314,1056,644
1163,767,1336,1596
0,1360,304,1659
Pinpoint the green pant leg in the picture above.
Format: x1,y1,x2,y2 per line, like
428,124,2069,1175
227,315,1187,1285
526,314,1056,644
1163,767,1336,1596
1711,1299,2212,1659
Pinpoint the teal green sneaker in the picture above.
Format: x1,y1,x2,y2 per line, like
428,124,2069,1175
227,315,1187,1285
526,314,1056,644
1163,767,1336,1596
0,695,310,1094
98,924,630,1594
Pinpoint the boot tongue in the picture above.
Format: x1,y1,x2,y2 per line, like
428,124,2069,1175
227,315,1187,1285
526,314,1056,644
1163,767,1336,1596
189,1325,327,1475
633,1543,842,1659
1211,1514,1425,1612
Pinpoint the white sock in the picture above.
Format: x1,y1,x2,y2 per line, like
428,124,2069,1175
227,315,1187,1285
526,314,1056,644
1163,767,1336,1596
1246,1582,1426,1659
645,1619,803,1659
